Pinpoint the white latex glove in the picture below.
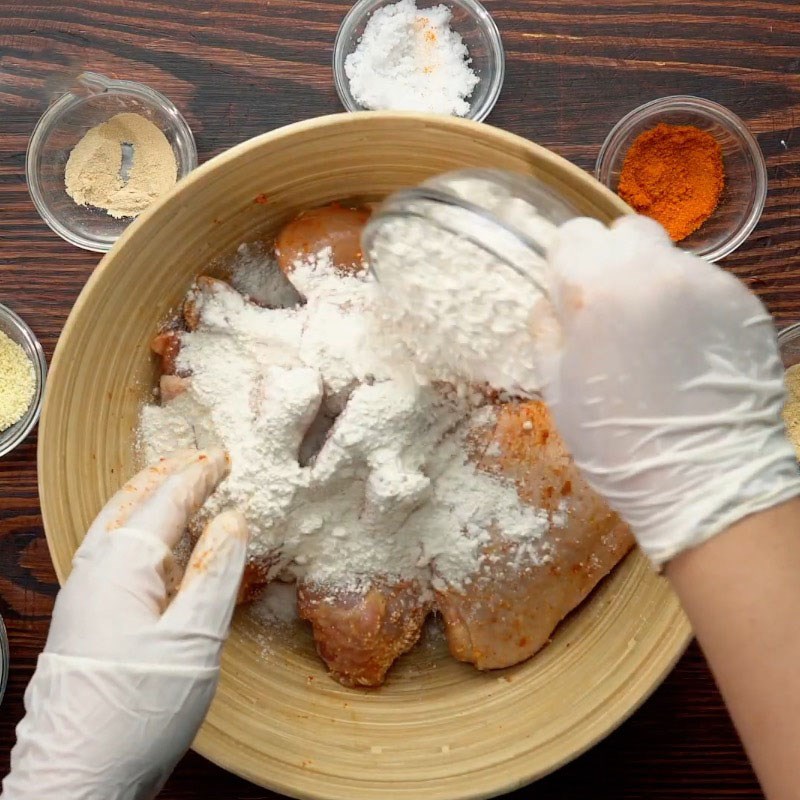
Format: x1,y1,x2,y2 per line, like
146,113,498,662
2,449,248,800
537,215,800,566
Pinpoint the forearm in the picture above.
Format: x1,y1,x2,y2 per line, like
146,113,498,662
666,497,800,800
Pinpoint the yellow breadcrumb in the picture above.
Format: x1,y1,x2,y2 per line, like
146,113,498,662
0,331,35,432
783,365,800,460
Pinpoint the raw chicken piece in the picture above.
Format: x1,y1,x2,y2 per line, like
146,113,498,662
151,326,190,401
435,400,635,670
275,203,371,276
297,579,431,687
146,215,634,688
185,298,324,609
237,556,278,604
151,281,244,368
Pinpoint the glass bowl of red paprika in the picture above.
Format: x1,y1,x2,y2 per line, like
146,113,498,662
595,95,767,263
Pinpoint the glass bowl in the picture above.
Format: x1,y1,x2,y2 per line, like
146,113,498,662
0,304,47,458
595,96,767,262
779,322,800,370
26,72,197,253
364,167,579,291
333,0,505,121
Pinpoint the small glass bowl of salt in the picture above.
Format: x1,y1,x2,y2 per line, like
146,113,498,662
334,0,504,121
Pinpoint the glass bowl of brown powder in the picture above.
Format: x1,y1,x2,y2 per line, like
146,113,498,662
0,303,47,459
595,96,767,263
26,72,197,253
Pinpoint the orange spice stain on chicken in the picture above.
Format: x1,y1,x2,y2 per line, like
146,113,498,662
275,203,371,276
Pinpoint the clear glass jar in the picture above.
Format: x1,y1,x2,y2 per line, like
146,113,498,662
361,169,581,395
363,168,580,296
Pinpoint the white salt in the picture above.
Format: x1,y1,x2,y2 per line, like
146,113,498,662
345,0,479,116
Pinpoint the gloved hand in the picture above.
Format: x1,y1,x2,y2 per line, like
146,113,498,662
536,215,800,566
2,449,248,800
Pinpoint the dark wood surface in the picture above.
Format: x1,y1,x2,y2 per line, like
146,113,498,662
2,0,798,796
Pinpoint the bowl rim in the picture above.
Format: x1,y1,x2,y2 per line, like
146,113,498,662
332,0,506,122
0,303,47,458
25,71,198,253
595,95,768,263
39,111,691,799
0,613,7,708
778,321,800,344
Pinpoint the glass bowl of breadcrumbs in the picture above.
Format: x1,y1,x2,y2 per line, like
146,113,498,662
0,304,47,458
779,323,800,461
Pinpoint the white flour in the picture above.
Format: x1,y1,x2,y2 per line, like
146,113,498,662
138,246,558,595
249,581,300,627
344,0,479,116
369,174,560,396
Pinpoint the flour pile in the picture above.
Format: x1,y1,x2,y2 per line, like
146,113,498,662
139,245,558,595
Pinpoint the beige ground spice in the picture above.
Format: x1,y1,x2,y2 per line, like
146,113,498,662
783,364,800,460
64,112,177,219
0,331,35,432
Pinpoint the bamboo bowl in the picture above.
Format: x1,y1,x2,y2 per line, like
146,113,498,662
39,113,690,800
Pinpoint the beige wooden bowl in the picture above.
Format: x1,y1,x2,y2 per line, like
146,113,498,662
39,112,690,800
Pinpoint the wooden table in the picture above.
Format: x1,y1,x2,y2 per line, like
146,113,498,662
2,0,798,796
